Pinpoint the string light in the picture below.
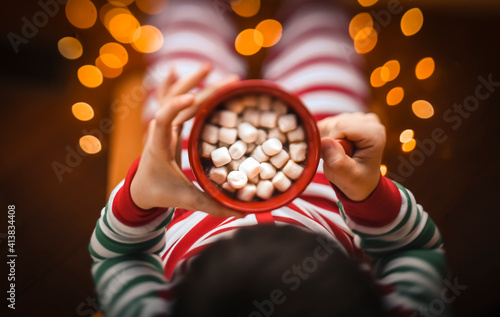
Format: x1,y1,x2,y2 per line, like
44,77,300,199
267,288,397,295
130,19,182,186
416,57,435,80
381,60,400,82
399,129,414,143
78,65,103,88
370,67,386,88
412,100,434,119
401,8,424,36
380,164,387,176
79,135,102,154
349,13,373,40
231,0,260,18
386,87,404,106
402,139,417,152
132,25,164,53
58,37,83,60
358,0,378,7
255,19,282,48
354,27,378,54
95,56,123,78
65,0,97,29
100,42,128,68
108,13,140,43
72,102,94,121
235,29,263,56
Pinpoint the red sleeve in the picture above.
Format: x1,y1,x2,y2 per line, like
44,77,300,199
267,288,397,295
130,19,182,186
332,175,401,227
112,158,171,227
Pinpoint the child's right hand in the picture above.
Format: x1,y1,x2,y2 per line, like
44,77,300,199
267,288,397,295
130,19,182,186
317,113,386,201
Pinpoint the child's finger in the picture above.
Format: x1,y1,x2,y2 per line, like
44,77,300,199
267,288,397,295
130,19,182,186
167,63,212,98
173,74,240,126
321,137,358,181
157,67,178,102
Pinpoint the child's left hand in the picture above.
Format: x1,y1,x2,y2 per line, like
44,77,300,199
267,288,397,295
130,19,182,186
130,63,242,217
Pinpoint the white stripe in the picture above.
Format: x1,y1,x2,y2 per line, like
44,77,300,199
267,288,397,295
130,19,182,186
110,281,168,316
300,91,366,114
381,290,421,311
301,182,338,202
381,256,442,282
138,298,171,317
379,271,441,297
276,64,368,97
264,38,360,80
90,231,121,259
96,259,161,291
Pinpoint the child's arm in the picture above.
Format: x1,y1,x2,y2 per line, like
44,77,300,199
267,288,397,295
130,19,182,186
319,113,449,316
90,66,241,317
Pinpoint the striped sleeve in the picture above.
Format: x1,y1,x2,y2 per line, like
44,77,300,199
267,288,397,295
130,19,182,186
335,177,449,316
89,159,175,317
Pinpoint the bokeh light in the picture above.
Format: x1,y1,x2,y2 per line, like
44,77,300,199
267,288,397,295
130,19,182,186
402,139,417,152
412,100,434,119
58,37,83,60
103,7,132,30
109,13,140,43
235,29,263,56
78,65,103,88
370,67,386,88
132,25,164,53
399,129,414,143
65,0,97,29
386,87,404,106
416,57,435,80
255,19,282,48
349,13,373,39
96,56,123,78
108,0,134,6
231,0,261,18
380,164,387,176
136,0,169,15
401,8,424,36
79,135,102,154
72,102,94,121
354,27,378,54
358,0,378,7
381,60,400,82
100,42,128,68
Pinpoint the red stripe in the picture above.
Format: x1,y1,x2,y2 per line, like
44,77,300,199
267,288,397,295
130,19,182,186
316,212,356,257
255,212,275,224
268,55,362,83
299,196,337,213
273,216,309,229
295,84,367,106
163,215,229,278
313,113,341,122
267,27,350,63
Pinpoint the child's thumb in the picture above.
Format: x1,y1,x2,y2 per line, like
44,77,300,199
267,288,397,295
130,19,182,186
321,137,346,168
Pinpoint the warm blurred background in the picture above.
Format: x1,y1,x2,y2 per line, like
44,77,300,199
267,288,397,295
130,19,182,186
1,0,500,316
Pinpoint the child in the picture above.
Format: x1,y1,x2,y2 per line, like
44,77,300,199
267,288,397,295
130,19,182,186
90,1,448,316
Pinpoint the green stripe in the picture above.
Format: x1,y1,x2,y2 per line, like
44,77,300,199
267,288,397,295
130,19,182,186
95,220,165,254
89,242,106,260
93,254,163,286
375,249,447,279
108,275,166,312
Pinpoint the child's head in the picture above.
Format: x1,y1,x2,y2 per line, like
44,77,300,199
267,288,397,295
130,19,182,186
173,225,385,317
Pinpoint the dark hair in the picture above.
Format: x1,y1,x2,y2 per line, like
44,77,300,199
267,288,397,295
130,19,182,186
172,224,386,317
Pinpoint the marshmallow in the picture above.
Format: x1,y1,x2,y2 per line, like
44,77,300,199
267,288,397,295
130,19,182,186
268,128,287,143
251,145,269,163
290,142,307,162
222,182,237,193
255,129,267,145
229,140,247,160
217,110,238,128
202,124,219,144
218,127,237,144
242,108,260,126
258,94,272,110
256,180,274,200
270,149,290,169
245,142,256,154
237,184,257,202
239,157,261,178
211,147,231,167
259,111,278,128
243,94,258,107
227,171,248,189
248,173,260,184
272,99,288,115
287,126,305,142
278,114,298,133
272,172,292,192
229,156,246,170
225,98,245,114
262,138,283,156
282,160,304,180
201,142,216,159
209,167,227,184
259,162,276,180
238,122,258,143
